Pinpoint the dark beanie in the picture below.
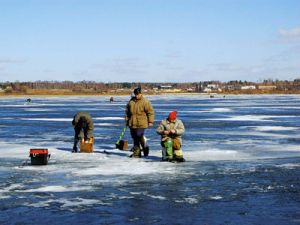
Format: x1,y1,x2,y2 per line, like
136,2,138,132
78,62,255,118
133,87,142,95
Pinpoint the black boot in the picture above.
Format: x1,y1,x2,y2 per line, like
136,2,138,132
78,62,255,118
139,136,149,157
130,146,141,158
72,140,78,153
143,146,149,157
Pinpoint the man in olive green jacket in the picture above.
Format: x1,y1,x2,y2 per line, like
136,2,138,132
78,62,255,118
72,112,94,152
125,87,154,157
156,111,185,162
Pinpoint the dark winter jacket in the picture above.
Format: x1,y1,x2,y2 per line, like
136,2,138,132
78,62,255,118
72,112,94,138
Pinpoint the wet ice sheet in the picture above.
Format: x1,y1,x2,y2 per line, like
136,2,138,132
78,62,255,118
1,142,299,225
0,95,300,224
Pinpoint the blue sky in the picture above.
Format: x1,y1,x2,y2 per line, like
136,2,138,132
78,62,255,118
0,0,299,82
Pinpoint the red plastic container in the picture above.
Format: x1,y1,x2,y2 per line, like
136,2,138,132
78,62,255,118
29,149,50,165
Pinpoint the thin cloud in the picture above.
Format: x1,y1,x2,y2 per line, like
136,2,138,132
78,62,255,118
91,57,149,74
0,58,27,73
279,27,300,37
209,63,246,73
265,45,300,64
87,57,151,81
0,58,27,64
164,50,182,59
156,62,184,71
0,58,26,70
278,26,300,43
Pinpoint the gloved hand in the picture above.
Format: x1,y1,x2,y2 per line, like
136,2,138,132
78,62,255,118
163,130,170,135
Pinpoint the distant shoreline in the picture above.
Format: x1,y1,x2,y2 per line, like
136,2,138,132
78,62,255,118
0,92,299,98
1,80,299,96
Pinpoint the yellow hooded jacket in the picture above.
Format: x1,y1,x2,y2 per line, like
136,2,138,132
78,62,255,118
125,96,154,128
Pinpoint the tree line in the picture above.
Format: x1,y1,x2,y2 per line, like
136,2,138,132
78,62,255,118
0,79,300,95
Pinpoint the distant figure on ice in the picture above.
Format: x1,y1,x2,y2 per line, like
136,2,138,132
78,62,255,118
25,98,32,104
109,96,114,103
72,112,94,152
156,111,185,162
125,87,154,158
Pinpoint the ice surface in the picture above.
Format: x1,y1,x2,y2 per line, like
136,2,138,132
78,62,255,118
0,95,299,224
20,118,71,121
94,117,124,120
248,126,298,132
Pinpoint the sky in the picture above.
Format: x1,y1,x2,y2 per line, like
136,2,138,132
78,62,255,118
0,0,300,83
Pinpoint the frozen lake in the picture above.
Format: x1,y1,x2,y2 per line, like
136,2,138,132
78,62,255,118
0,95,300,225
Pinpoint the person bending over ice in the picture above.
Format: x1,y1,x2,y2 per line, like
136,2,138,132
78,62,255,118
72,112,94,152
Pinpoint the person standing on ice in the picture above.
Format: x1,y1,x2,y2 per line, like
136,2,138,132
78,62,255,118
125,87,154,158
156,111,185,162
72,112,94,152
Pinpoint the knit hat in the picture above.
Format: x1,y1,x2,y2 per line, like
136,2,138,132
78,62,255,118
133,87,141,95
168,111,177,121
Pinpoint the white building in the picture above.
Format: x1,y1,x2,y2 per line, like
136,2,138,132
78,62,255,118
241,85,256,90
